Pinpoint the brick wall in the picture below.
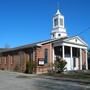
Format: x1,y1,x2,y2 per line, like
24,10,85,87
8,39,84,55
82,49,86,69
36,43,53,74
0,43,53,74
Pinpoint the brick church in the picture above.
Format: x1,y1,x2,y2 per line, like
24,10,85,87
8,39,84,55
0,9,88,74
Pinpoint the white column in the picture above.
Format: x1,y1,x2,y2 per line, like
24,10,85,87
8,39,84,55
85,49,88,70
62,45,65,59
70,47,73,70
80,48,82,70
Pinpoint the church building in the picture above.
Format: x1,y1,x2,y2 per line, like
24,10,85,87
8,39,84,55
0,9,88,74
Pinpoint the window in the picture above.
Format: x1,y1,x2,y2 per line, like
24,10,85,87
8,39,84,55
54,18,58,26
65,46,70,57
73,58,76,68
54,46,62,57
58,34,61,36
44,49,48,64
60,18,63,26
72,47,80,57
53,34,55,37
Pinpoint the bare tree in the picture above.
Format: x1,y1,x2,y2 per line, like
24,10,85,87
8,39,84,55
4,43,10,48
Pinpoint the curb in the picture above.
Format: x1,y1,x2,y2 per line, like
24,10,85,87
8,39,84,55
40,76,90,85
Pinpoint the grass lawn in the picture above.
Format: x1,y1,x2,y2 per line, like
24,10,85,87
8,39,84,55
42,71,90,80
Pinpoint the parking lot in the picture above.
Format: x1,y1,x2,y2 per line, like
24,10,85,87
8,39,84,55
0,71,90,90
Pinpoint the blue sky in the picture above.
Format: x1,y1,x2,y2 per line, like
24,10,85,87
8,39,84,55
0,0,90,48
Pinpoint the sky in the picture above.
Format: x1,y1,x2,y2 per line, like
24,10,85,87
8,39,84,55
0,0,90,48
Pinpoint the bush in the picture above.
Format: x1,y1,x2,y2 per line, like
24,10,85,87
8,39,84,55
14,64,20,72
54,58,67,73
25,61,30,73
25,61,36,74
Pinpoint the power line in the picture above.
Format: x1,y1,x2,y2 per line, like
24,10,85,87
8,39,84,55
75,26,90,36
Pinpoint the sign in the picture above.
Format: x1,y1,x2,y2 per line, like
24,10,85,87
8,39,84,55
38,58,44,66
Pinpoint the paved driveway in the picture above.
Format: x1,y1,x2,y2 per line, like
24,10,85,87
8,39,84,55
0,71,90,90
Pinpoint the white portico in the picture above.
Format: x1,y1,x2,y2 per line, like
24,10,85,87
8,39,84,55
52,36,88,71
51,9,88,71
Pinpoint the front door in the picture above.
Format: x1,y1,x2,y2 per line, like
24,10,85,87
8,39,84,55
73,58,79,70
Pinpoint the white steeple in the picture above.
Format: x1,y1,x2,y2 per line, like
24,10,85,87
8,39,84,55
56,9,61,15
51,9,67,39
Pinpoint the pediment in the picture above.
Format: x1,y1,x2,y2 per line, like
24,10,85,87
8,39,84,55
63,36,88,46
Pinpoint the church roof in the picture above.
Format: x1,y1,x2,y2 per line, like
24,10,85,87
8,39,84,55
0,37,67,53
0,36,87,53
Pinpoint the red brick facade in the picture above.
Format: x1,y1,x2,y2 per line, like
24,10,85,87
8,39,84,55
36,43,53,74
0,43,53,74
82,49,86,69
0,41,87,73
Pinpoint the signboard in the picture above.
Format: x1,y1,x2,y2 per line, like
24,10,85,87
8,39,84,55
38,58,44,66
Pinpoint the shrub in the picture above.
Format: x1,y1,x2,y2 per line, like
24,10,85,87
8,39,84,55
14,64,20,72
25,61,30,73
25,61,36,74
54,58,67,73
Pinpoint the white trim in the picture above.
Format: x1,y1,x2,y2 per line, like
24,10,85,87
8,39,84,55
53,42,87,49
63,43,87,49
36,44,42,46
76,36,88,46
63,36,88,47
70,47,73,70
36,36,88,48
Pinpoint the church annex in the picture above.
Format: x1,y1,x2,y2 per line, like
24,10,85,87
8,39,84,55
0,9,88,74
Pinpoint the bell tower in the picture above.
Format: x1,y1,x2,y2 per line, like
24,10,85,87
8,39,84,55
51,9,67,39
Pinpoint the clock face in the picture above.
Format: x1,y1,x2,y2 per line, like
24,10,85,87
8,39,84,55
54,18,58,26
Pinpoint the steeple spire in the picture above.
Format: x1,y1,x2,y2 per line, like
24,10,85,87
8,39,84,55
56,2,61,15
51,8,67,39
56,9,61,15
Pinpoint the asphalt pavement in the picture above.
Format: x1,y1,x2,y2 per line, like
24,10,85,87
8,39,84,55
0,71,90,90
